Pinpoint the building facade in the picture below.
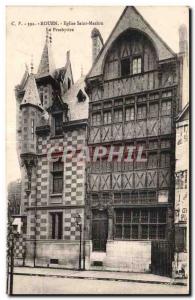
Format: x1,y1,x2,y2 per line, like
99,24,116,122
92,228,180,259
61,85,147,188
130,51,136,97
15,29,89,268
85,7,187,275
15,7,189,276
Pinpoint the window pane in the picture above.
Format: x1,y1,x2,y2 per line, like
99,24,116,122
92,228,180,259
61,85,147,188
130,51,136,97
149,225,157,239
148,153,158,168
115,210,123,223
115,225,122,238
114,109,123,122
124,225,131,239
158,225,166,239
92,113,101,126
158,208,166,223
121,58,130,76
150,210,157,223
124,209,131,223
160,153,170,167
103,111,111,124
149,103,158,117
161,101,171,116
55,113,63,135
131,225,139,239
125,107,134,121
141,225,148,239
132,209,140,223
141,209,148,223
133,57,142,74
137,105,146,119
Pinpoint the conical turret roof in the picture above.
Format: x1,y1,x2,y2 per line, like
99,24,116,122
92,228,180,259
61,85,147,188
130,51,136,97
37,28,56,78
21,72,43,109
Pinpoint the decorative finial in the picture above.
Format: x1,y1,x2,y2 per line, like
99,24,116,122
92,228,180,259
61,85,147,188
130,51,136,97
46,28,49,43
81,65,83,77
30,55,34,74
49,29,52,44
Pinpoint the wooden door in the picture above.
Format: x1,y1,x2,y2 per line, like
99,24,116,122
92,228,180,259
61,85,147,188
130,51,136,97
92,210,108,252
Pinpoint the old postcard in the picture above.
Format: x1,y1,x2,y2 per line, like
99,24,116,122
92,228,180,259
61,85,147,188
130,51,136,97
6,6,190,295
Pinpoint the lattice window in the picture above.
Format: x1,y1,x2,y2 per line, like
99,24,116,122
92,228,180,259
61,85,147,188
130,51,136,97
103,111,112,124
160,152,170,168
92,113,101,126
114,208,167,240
137,104,147,119
125,106,135,121
149,102,158,118
132,57,142,74
150,93,159,100
162,90,172,98
148,152,158,168
114,109,123,123
114,98,123,106
161,100,172,116
149,140,158,149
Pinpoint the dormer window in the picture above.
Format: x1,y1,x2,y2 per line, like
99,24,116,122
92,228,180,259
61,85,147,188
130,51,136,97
54,113,63,135
77,89,86,102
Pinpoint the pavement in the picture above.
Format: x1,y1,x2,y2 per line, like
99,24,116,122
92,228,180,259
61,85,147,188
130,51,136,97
13,266,187,286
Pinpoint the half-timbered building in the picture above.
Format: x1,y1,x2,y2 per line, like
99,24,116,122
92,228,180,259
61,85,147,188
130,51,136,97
85,6,187,275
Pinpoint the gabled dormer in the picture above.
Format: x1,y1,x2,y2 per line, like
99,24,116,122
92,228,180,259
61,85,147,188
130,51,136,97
47,92,69,136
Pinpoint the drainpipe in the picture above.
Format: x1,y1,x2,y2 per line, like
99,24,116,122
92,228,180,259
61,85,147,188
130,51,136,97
33,187,38,267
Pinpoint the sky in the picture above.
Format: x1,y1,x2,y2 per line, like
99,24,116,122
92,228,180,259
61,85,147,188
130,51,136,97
6,6,189,184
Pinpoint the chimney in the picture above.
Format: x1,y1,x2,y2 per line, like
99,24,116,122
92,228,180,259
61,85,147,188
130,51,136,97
91,28,104,64
179,24,188,55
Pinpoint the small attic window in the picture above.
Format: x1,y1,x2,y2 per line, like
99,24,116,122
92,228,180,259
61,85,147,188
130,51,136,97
77,89,86,102
68,78,71,90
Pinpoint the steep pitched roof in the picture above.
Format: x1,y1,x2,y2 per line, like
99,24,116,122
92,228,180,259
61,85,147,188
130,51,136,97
63,75,89,121
37,31,56,78
87,6,176,79
21,73,43,109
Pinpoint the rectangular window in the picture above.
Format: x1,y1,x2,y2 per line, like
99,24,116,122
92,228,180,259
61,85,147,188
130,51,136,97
148,153,158,168
125,107,135,121
92,113,101,126
160,152,170,168
161,101,171,116
50,212,63,239
121,58,130,76
161,139,171,149
132,57,142,74
54,113,63,135
52,161,63,194
114,109,123,122
137,105,146,120
114,208,166,240
31,119,35,140
103,111,112,124
149,103,158,118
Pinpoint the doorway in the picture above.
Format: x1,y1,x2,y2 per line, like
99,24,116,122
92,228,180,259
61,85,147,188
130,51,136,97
92,210,108,252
